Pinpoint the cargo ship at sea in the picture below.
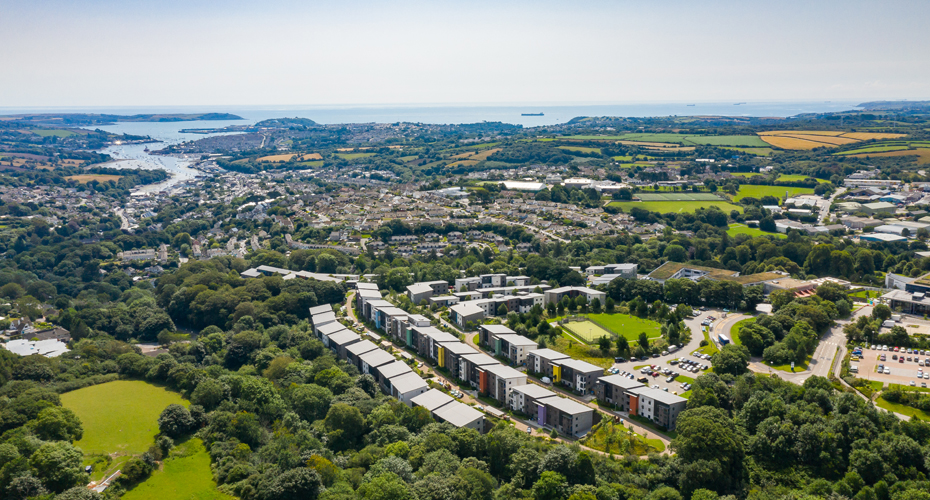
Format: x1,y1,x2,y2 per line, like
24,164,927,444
521,112,544,116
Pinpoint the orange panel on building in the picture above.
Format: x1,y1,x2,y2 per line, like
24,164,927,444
628,395,639,416
479,371,489,394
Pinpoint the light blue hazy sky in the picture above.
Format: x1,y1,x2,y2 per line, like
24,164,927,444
3,0,929,107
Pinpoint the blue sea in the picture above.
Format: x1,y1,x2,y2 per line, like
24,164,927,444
0,101,863,139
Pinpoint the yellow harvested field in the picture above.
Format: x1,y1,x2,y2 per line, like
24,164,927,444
448,159,479,168
758,136,827,150
299,153,323,160
850,148,930,165
65,174,122,184
471,148,502,160
841,132,907,141
786,135,858,146
759,130,846,137
257,154,296,162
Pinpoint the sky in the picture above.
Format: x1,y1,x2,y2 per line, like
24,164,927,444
2,0,930,108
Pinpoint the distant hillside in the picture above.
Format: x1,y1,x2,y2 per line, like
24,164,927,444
253,117,318,128
858,101,930,111
0,113,243,126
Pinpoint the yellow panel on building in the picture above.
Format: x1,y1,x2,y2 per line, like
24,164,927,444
438,346,445,368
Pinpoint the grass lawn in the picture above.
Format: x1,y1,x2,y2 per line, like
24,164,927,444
729,172,771,178
723,147,776,156
777,174,831,183
764,353,813,373
849,289,878,300
727,223,786,239
698,328,720,356
637,193,722,201
729,317,756,346
876,396,930,420
887,383,930,393
733,184,815,201
62,380,188,455
585,313,663,341
123,438,233,500
581,420,664,454
335,152,375,160
607,201,743,214
628,414,678,440
551,334,613,369
32,129,77,137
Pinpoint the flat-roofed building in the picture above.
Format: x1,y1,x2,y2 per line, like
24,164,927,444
362,299,392,322
510,383,557,414
432,400,485,433
585,263,637,279
527,349,570,377
374,360,413,393
627,386,687,431
356,289,382,318
543,286,606,306
460,352,500,387
554,358,604,394
479,363,527,403
449,302,485,329
410,325,459,361
477,324,515,347
312,311,338,336
536,396,596,436
388,371,429,406
328,330,361,358
494,334,537,365
309,304,333,316
407,283,437,305
318,322,349,346
358,348,397,375
373,306,408,336
440,341,478,379
345,340,379,371
595,375,645,412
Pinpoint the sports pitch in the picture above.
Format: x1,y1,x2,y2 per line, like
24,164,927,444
563,320,613,343
637,193,723,201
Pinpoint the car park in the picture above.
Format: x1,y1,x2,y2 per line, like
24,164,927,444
884,368,891,374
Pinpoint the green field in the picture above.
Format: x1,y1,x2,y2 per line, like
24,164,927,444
729,317,756,346
559,146,601,154
586,313,663,341
876,396,930,420
562,133,770,147
637,192,723,201
834,145,911,155
296,160,325,167
62,380,189,455
776,174,830,183
723,147,775,156
729,172,770,178
733,185,815,201
727,223,786,239
581,421,664,455
335,152,376,160
32,128,77,137
562,320,613,344
123,438,233,500
608,201,743,214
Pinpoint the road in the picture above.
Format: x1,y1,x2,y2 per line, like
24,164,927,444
114,209,131,230
477,216,569,243
818,187,845,224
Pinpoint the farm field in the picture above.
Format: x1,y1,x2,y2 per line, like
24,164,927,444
335,152,376,160
848,148,930,165
608,201,744,214
296,160,324,167
729,172,769,178
62,380,188,455
776,174,830,183
637,192,722,201
758,131,906,150
65,174,123,184
562,133,770,147
723,147,775,156
727,223,786,239
123,438,233,500
558,146,601,154
733,184,815,201
31,128,78,137
834,145,911,155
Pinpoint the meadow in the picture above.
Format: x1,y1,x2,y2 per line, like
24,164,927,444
776,174,830,183
849,148,930,165
64,174,123,184
727,223,785,239
733,184,815,201
562,133,770,147
637,193,722,201
123,438,233,500
335,152,376,160
31,129,78,137
722,147,775,156
608,201,743,214
62,380,188,455
558,146,601,154
757,131,906,150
